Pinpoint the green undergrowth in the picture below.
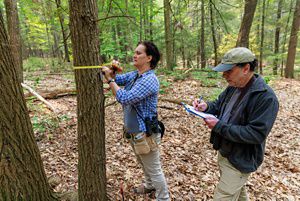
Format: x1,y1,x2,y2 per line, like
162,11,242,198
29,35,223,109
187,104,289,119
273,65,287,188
27,100,71,141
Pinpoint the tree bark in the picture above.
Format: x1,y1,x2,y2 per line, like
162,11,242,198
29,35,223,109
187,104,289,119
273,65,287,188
200,0,206,69
273,0,283,75
285,0,300,78
236,0,258,47
4,0,23,83
0,11,56,200
164,0,174,70
69,0,107,200
55,0,70,62
259,0,266,74
209,0,218,66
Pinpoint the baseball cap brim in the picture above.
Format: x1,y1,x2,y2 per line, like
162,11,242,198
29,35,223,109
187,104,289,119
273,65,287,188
212,63,235,72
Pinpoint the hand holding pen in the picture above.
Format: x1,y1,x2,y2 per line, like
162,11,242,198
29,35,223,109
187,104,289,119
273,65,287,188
192,95,208,111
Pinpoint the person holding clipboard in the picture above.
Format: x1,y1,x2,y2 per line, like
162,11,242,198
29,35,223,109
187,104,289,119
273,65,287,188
193,47,279,201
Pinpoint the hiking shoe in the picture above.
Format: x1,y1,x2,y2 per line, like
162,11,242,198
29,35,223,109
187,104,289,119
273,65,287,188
133,184,156,195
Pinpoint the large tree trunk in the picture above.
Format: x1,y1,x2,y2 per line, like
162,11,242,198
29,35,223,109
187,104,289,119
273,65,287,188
69,0,107,200
273,0,283,75
4,0,23,83
0,11,56,200
236,0,258,47
285,0,300,78
259,0,266,75
164,0,174,70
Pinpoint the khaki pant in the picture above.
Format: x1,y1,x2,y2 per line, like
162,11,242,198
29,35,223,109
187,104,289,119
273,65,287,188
214,153,250,201
130,133,170,201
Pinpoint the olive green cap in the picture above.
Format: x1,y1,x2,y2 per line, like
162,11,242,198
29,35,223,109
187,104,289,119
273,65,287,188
213,47,255,72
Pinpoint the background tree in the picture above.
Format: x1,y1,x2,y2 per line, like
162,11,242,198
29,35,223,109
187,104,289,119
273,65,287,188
164,0,174,70
236,0,258,47
273,0,283,75
200,0,206,69
209,0,218,66
259,0,266,74
69,0,107,200
285,0,300,78
55,0,70,62
0,10,56,200
4,0,23,82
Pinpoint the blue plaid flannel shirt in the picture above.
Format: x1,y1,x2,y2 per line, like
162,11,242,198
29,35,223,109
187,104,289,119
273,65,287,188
115,70,159,132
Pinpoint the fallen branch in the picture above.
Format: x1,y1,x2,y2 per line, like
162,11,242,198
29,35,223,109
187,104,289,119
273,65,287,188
158,105,176,110
105,100,117,107
21,83,58,113
159,97,188,105
183,67,194,74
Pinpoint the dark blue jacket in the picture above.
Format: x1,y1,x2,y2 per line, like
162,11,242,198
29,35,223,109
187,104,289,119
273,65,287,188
207,74,279,173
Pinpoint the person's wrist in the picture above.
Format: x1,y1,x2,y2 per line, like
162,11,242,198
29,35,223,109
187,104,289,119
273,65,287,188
107,78,115,84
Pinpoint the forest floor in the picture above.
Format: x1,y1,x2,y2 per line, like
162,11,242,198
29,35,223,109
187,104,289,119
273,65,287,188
25,71,300,201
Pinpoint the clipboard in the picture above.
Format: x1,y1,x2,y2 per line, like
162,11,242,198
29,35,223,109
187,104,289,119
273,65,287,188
181,102,215,119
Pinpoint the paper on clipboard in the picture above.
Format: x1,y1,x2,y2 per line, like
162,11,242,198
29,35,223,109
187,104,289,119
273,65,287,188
181,102,215,119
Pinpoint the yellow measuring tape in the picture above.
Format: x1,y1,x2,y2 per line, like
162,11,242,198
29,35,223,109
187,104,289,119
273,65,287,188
73,63,112,70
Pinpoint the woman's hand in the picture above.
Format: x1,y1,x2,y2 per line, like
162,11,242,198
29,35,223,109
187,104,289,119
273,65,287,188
101,66,114,81
192,99,208,111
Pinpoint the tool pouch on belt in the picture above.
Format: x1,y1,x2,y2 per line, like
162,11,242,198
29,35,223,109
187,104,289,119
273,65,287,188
133,133,151,155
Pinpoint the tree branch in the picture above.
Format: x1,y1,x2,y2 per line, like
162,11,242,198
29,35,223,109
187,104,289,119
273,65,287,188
95,15,135,22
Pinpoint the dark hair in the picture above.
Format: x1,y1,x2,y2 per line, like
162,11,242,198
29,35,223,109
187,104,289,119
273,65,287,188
138,41,161,69
236,58,258,71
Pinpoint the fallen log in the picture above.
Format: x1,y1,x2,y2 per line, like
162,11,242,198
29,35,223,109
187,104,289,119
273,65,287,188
24,88,77,99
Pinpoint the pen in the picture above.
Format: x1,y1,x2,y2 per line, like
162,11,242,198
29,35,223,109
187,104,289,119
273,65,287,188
198,96,203,103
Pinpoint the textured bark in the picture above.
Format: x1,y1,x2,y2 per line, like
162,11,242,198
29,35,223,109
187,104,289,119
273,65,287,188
200,0,206,69
69,0,107,200
285,0,300,78
209,0,218,66
236,0,258,47
273,0,283,75
0,11,56,201
281,0,293,76
164,0,174,70
4,0,23,83
259,0,266,75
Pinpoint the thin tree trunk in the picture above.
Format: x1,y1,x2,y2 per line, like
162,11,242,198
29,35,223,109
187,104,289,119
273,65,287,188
69,0,107,200
149,0,153,41
236,0,258,47
281,0,293,76
200,0,206,69
285,0,300,78
273,0,283,75
0,10,56,200
209,0,218,66
164,0,174,70
259,0,266,74
139,1,143,41
55,0,70,62
4,0,23,83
